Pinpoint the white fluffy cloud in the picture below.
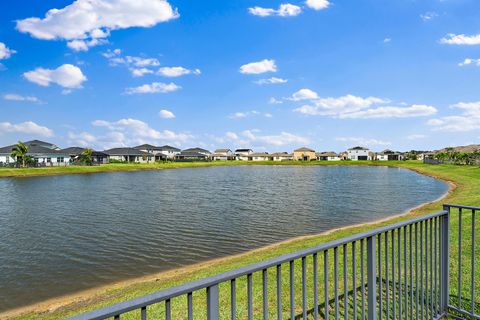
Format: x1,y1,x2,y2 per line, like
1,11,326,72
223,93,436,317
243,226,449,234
269,97,283,104
420,12,438,22
440,33,480,45
23,64,87,89
458,58,480,67
16,0,179,51
336,137,391,147
305,0,330,10
254,77,288,85
157,66,201,77
103,49,161,76
0,121,53,137
228,110,272,119
290,90,436,119
249,4,302,17
86,118,192,148
240,59,277,74
428,101,480,132
159,109,175,119
124,82,180,94
0,42,16,59
3,94,40,103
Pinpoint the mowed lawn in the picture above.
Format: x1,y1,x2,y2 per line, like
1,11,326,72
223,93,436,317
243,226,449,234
3,161,480,319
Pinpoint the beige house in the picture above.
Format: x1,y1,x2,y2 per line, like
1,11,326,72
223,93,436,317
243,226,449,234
271,152,293,161
249,153,272,161
316,152,341,161
293,147,316,161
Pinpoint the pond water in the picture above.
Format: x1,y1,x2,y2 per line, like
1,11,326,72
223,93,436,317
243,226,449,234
0,165,448,311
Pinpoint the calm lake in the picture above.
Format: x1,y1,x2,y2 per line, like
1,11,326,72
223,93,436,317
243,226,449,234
0,165,448,311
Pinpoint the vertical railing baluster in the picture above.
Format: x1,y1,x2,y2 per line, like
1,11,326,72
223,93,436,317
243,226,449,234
302,257,307,320
378,234,382,320
248,273,253,320
165,299,171,320
325,250,330,320
410,224,414,320
188,292,193,320
334,247,339,320
425,220,429,320
430,219,433,318
207,285,219,320
398,227,402,319
385,233,390,320
343,244,348,320
141,306,146,320
458,207,463,309
231,279,236,320
434,217,438,316
440,207,450,314
277,265,282,320
367,236,377,320
471,209,476,316
361,239,365,320
353,242,357,320
415,222,419,320
290,260,295,320
404,226,408,320
263,269,268,320
313,253,319,320
420,220,424,320
392,229,396,320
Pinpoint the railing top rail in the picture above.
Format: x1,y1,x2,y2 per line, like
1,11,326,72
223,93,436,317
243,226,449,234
443,203,480,211
67,209,447,320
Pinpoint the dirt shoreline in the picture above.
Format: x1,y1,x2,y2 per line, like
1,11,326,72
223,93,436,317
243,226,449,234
0,165,455,319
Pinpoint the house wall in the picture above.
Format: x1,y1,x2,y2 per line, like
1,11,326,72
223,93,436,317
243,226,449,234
347,150,370,160
159,150,179,159
377,154,388,161
327,156,341,161
293,151,316,160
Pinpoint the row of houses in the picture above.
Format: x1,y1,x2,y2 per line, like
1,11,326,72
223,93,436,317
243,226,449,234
0,140,424,166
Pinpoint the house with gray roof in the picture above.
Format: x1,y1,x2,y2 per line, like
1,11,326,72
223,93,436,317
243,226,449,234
271,152,293,161
0,142,70,166
347,146,371,161
211,149,236,161
182,147,211,155
175,151,209,161
235,148,253,161
61,147,109,164
103,148,153,163
316,152,341,161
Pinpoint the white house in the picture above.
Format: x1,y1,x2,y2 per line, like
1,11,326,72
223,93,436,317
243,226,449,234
104,148,153,163
235,148,253,161
249,152,272,161
157,145,181,160
133,144,180,161
316,152,341,161
271,152,293,161
376,149,404,161
211,149,236,161
347,146,371,161
0,140,70,166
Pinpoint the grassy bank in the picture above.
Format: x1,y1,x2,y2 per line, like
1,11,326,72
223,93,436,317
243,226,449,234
3,161,479,319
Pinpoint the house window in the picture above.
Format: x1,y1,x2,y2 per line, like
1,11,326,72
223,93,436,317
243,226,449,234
47,158,51,163
57,157,64,163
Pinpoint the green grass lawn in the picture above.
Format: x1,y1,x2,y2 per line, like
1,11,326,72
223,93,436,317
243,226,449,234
3,161,479,319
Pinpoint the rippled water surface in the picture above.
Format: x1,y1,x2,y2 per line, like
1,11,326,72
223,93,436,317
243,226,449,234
0,165,448,311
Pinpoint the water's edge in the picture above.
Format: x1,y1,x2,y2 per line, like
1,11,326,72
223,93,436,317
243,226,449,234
1,165,454,319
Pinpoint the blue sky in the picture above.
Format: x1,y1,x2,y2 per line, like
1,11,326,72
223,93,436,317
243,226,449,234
0,0,479,152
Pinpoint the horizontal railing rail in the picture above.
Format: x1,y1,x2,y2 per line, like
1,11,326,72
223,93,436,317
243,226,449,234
68,208,456,320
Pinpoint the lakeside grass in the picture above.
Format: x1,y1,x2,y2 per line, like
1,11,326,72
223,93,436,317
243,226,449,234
3,161,479,319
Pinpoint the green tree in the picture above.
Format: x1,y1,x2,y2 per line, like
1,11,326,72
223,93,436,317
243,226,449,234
10,141,29,167
79,148,93,166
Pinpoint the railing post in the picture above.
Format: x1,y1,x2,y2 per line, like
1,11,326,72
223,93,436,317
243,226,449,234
367,235,377,320
440,206,450,314
207,284,219,320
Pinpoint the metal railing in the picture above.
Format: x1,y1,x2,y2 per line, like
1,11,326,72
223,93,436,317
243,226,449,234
67,204,479,320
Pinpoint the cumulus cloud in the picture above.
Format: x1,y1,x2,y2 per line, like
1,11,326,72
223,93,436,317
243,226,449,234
420,12,438,22
458,58,480,67
249,4,302,17
305,0,330,10
67,131,97,147
440,33,480,45
86,118,192,148
228,110,272,119
103,49,161,76
159,109,175,119
336,137,391,147
16,0,179,51
23,64,87,89
3,94,40,103
0,121,53,137
0,42,16,59
157,66,201,77
124,82,180,94
254,77,288,85
428,101,480,132
269,97,283,104
290,90,436,119
240,59,277,74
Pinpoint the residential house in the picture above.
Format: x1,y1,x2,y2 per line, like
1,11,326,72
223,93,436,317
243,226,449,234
271,152,293,161
133,144,169,161
210,149,236,161
316,152,341,161
175,151,209,161
104,148,153,163
61,147,109,164
0,142,70,166
293,147,316,161
347,146,371,161
182,147,211,156
157,145,181,160
376,149,404,161
249,152,272,161
235,149,253,161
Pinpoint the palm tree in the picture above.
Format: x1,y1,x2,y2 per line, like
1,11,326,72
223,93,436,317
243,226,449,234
10,141,29,168
79,148,93,166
